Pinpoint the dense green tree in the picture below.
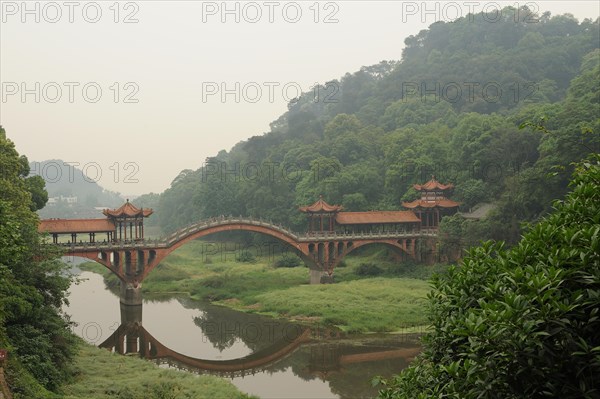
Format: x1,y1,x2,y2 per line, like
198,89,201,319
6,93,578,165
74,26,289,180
24,175,48,211
0,126,77,397
453,179,487,211
134,192,161,227
341,193,368,211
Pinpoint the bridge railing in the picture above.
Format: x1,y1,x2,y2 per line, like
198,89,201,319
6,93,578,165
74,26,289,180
55,238,168,251
296,229,437,241
163,216,438,242
162,216,301,245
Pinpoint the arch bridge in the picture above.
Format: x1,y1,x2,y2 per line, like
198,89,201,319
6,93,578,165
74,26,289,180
56,216,436,283
42,196,441,305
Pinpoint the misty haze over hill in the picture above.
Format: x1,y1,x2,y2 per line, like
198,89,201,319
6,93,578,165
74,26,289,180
30,160,125,218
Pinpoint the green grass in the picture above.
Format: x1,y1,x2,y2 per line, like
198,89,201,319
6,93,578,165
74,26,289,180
141,240,309,300
221,277,431,333
62,341,253,399
78,240,447,332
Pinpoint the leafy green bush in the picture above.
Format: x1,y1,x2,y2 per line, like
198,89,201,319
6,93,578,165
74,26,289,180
388,260,417,276
237,251,256,263
376,155,600,398
355,263,383,276
274,255,302,268
202,276,225,288
388,262,449,280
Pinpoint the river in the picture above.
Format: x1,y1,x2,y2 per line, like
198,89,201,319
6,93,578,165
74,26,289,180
64,269,421,399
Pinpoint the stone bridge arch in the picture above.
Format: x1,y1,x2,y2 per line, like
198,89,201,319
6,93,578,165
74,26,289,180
344,239,415,262
143,220,315,281
296,238,419,284
65,219,308,284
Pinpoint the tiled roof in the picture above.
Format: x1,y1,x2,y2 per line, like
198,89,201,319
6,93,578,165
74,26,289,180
413,177,454,191
299,196,343,213
402,199,461,209
335,211,420,224
103,200,153,218
39,219,116,234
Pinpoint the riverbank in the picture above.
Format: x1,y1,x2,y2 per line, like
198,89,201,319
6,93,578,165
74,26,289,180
78,240,446,332
62,341,253,399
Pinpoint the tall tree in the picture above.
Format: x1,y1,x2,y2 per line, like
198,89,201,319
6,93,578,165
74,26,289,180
0,126,76,396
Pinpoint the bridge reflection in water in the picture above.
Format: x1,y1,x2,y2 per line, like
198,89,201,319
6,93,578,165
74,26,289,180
100,304,422,383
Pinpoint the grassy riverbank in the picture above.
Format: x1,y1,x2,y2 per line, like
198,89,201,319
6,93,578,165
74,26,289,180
79,240,446,332
220,277,430,332
62,341,252,399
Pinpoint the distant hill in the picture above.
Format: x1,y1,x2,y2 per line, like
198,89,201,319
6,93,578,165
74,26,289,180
31,160,124,218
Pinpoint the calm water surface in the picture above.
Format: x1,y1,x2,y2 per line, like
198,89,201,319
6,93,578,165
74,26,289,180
64,270,421,399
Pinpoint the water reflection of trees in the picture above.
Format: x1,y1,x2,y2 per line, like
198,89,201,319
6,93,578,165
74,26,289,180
191,300,304,353
266,339,420,399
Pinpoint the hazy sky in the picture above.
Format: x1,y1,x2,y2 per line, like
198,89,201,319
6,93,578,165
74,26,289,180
1,1,598,195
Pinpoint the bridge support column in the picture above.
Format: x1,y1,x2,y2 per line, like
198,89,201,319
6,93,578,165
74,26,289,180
120,281,143,306
120,302,142,324
309,269,334,284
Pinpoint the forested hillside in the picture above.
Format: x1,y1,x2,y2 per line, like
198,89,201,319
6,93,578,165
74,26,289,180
156,8,599,249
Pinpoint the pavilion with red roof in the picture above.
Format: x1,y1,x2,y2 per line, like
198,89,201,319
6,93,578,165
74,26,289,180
103,199,153,242
300,177,459,233
39,200,153,243
299,196,421,234
299,195,343,232
402,176,460,229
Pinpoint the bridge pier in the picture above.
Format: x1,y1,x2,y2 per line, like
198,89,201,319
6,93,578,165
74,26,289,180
120,302,142,324
309,269,334,284
120,281,143,306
